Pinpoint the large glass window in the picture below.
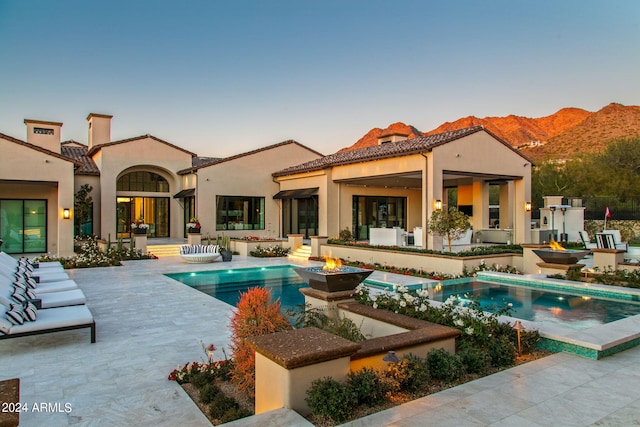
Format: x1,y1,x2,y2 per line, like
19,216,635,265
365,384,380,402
116,197,170,238
352,196,406,240
117,171,169,192
0,199,47,253
216,196,265,230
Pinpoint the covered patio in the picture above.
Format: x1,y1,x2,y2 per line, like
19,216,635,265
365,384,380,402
273,126,533,250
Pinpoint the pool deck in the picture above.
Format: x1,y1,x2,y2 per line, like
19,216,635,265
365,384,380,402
1,255,640,426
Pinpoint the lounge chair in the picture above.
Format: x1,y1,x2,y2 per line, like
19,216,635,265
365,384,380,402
0,281,86,309
0,269,78,293
0,252,63,270
596,231,627,250
180,244,221,263
0,262,69,283
578,231,597,250
0,303,96,343
602,230,628,250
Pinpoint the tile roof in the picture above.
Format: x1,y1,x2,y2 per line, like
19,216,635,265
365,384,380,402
0,132,81,166
272,126,533,177
177,140,324,175
60,142,100,176
191,156,222,168
86,134,197,157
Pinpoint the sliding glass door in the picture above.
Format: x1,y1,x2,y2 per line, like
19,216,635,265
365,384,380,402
0,199,47,253
352,196,406,240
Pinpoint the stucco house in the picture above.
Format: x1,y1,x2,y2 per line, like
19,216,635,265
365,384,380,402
0,114,322,256
0,113,533,257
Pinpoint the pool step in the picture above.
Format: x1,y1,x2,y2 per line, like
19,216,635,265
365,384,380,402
146,244,182,257
288,244,312,261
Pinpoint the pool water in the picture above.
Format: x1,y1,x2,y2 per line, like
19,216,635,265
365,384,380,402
166,265,309,313
428,279,640,330
166,266,640,331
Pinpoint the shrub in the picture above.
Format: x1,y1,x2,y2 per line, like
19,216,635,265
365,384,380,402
305,377,354,423
249,244,291,257
426,348,465,382
488,335,517,367
208,393,239,420
190,370,217,389
289,306,366,342
386,354,430,393
229,287,290,398
219,406,252,423
199,383,220,404
457,344,490,374
347,367,390,407
520,329,541,354
338,227,354,241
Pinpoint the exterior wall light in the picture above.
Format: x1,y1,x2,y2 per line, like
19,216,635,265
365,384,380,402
434,200,442,210
524,202,532,212
63,208,71,219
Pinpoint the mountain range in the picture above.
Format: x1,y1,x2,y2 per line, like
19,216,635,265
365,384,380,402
339,103,640,162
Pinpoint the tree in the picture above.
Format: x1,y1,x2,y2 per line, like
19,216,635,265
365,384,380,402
74,184,93,236
427,207,471,252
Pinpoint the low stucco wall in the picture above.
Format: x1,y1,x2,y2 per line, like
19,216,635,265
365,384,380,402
321,244,522,275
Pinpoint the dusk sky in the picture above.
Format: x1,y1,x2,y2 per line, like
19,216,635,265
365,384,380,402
1,1,638,157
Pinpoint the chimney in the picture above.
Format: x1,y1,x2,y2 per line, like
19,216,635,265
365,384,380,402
377,132,409,145
24,119,63,153
87,113,113,150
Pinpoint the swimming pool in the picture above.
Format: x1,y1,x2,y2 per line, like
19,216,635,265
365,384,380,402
166,265,309,313
166,265,640,331
426,279,640,330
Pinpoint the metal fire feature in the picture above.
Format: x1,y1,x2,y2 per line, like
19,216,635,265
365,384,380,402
294,266,373,292
532,249,590,265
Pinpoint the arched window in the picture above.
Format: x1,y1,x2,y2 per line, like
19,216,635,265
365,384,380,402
117,171,169,192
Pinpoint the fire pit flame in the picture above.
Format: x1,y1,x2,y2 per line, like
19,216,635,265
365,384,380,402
323,256,342,271
548,240,565,251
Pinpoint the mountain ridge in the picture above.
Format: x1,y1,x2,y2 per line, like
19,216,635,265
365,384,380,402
338,103,640,161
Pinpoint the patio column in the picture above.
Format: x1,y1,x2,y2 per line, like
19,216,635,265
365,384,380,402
513,178,531,244
425,155,442,251
472,181,490,231
499,182,513,230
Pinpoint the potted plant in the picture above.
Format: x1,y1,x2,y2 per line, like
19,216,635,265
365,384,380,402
217,233,232,262
131,217,150,235
186,217,201,234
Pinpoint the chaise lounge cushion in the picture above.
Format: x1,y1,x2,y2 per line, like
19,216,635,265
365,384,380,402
0,304,94,335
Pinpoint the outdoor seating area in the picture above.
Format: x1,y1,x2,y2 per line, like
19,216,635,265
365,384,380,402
179,244,221,263
0,252,96,343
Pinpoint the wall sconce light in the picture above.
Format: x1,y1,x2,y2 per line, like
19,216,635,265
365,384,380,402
524,202,532,212
63,208,71,219
434,200,442,210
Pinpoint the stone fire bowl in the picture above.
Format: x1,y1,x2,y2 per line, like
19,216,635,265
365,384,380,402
533,249,590,265
295,267,373,293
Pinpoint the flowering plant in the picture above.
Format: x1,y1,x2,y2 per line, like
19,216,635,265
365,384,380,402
186,217,201,229
131,217,149,229
167,342,233,383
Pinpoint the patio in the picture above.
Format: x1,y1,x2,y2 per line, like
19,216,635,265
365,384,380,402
1,255,640,426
